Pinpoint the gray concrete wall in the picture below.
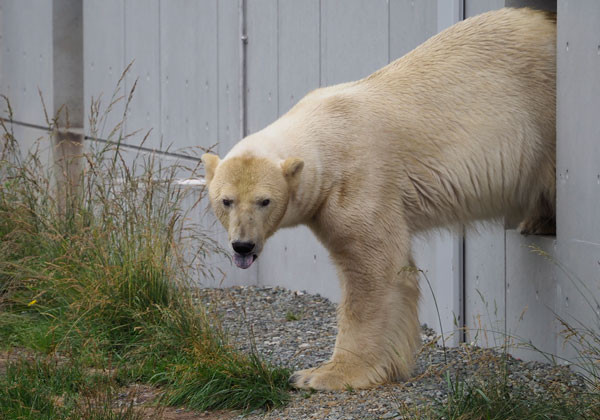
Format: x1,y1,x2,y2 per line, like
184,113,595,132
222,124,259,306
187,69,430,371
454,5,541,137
0,0,53,154
461,0,599,371
0,0,84,186
555,0,600,365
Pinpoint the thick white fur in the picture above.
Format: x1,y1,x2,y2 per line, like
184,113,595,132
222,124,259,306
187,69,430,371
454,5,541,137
203,8,556,390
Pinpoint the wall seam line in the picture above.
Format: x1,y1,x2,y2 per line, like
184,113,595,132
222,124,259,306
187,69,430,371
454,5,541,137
319,0,322,86
158,0,162,148
216,0,219,156
123,0,127,138
388,0,392,64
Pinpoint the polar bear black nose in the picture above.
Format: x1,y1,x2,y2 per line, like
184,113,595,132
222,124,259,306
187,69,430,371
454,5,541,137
232,241,255,255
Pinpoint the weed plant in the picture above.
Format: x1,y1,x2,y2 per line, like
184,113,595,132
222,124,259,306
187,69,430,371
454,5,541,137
0,69,290,417
432,369,597,420
420,247,600,420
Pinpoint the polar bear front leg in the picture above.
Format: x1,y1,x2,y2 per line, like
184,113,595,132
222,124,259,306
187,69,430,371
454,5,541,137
290,238,421,390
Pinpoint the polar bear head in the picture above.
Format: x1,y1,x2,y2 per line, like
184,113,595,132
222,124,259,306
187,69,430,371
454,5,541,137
201,153,304,269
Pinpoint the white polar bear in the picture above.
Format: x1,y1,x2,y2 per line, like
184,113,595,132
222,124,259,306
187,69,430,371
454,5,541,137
202,8,556,390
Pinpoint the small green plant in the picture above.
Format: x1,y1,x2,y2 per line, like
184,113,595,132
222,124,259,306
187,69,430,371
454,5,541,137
285,310,303,321
301,388,317,399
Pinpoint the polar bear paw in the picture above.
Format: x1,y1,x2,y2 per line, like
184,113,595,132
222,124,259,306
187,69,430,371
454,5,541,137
289,362,378,391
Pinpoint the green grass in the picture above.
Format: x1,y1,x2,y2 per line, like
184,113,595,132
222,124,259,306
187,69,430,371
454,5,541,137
432,371,599,420
157,352,291,411
418,290,600,420
406,254,600,420
0,75,291,417
285,310,302,321
0,356,147,420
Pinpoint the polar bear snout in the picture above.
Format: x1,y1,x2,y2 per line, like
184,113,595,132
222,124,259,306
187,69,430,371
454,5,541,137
232,241,255,255
231,240,259,269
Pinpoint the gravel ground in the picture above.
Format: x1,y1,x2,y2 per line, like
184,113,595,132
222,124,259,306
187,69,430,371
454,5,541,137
197,286,588,420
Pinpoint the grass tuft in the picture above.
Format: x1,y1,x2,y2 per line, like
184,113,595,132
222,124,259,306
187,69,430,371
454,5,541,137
285,311,302,322
0,70,290,415
157,351,291,411
0,356,147,420
434,370,598,420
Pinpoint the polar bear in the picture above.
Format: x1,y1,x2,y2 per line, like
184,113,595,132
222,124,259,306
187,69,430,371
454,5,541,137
202,8,556,390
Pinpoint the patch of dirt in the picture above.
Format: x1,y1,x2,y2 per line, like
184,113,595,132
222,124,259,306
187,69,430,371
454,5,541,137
115,384,161,407
1,352,239,419
115,384,240,420
158,408,238,420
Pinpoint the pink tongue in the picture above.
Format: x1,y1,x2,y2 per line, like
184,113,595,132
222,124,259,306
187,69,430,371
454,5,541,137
233,253,255,269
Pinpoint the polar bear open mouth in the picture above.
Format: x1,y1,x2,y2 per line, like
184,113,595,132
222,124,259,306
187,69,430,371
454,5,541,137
233,253,257,269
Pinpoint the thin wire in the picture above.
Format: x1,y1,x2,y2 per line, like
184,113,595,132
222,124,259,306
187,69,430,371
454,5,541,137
0,117,202,162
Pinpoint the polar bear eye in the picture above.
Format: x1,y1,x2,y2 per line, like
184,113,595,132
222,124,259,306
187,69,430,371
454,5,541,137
222,199,232,208
260,199,270,207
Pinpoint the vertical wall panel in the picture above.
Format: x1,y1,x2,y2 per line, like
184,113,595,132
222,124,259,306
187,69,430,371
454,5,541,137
464,0,504,18
160,0,218,153
320,0,389,85
506,0,556,11
277,0,320,115
259,0,339,299
83,0,125,141
554,241,600,363
555,0,600,363
464,226,506,346
216,0,241,155
414,233,463,345
390,0,437,60
505,232,557,361
123,0,161,149
556,0,600,245
437,0,463,31
0,0,53,124
245,0,278,135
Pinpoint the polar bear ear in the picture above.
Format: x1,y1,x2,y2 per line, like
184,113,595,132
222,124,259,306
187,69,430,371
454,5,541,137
281,157,304,186
201,153,220,185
